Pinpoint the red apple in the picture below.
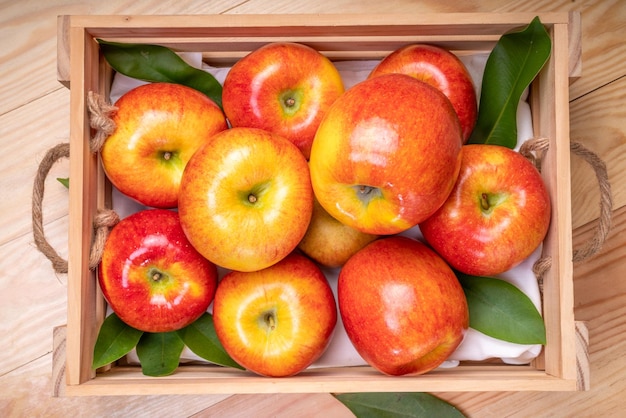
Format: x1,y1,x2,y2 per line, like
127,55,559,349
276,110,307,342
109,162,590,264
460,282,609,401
100,82,228,208
338,236,469,376
368,44,477,143
178,127,313,272
309,73,463,235
213,253,337,377
419,144,551,276
222,42,345,159
98,209,218,333
298,197,379,268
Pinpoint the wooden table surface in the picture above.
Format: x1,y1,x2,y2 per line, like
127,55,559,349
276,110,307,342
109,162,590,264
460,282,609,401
1,0,624,416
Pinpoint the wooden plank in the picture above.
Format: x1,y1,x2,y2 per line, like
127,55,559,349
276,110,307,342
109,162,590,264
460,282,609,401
567,0,626,100
528,20,576,382
66,23,99,386
569,75,626,229
0,216,69,376
56,15,71,89
0,88,70,247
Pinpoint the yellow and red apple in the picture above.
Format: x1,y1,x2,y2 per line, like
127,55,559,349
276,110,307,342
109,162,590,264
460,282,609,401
309,73,463,235
369,44,478,143
222,42,345,159
212,253,337,377
101,82,228,208
178,127,313,272
420,144,551,276
338,236,468,376
98,209,218,333
298,197,379,268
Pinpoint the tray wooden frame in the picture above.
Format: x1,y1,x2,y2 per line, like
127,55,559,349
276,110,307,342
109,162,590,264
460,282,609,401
56,12,584,396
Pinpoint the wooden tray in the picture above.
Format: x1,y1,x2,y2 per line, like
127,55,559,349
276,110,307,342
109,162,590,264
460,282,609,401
55,12,586,396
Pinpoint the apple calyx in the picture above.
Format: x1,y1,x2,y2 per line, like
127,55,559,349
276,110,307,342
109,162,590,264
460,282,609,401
147,267,171,287
279,89,303,116
479,192,508,215
354,185,383,205
158,149,182,168
261,309,277,332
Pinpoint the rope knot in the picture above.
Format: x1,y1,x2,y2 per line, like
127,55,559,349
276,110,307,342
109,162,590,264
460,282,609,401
87,91,117,153
88,209,120,270
519,136,550,171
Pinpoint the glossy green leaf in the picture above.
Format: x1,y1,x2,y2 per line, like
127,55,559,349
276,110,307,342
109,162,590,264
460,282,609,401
334,392,466,418
177,312,244,370
136,331,185,377
57,177,69,189
457,273,546,344
468,16,551,148
92,313,143,369
97,39,223,108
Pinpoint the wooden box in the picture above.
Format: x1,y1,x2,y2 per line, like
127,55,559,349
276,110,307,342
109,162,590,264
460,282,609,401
57,12,583,396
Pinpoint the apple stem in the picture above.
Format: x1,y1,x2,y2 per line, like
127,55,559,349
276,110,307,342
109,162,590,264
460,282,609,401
152,272,162,282
481,193,490,211
285,97,295,107
163,151,172,161
265,313,276,330
248,194,257,204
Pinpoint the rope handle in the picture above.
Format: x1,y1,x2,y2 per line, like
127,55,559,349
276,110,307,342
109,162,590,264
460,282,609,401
519,137,613,292
32,92,119,273
32,93,613,277
31,141,120,273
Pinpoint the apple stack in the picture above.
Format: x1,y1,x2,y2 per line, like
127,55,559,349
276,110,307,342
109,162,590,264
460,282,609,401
96,41,550,378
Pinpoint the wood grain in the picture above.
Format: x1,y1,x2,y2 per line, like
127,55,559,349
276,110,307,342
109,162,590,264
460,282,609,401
1,216,68,377
0,0,239,114
569,75,626,229
192,393,355,418
567,0,626,100
0,355,231,417
0,88,70,246
1,0,625,416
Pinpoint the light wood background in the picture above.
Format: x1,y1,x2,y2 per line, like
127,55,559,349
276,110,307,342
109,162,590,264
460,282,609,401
1,0,624,416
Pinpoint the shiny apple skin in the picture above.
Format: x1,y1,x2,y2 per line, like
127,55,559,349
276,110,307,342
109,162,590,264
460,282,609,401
309,73,463,235
369,44,478,143
420,144,552,276
213,253,337,377
222,42,345,159
101,82,228,208
98,209,218,333
338,236,469,376
298,197,379,268
178,127,313,272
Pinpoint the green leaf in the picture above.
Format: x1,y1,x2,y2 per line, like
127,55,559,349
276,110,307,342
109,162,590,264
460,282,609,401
57,177,69,189
468,16,552,148
136,331,185,376
92,313,143,369
177,312,244,370
97,39,223,108
457,273,546,344
334,392,466,418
